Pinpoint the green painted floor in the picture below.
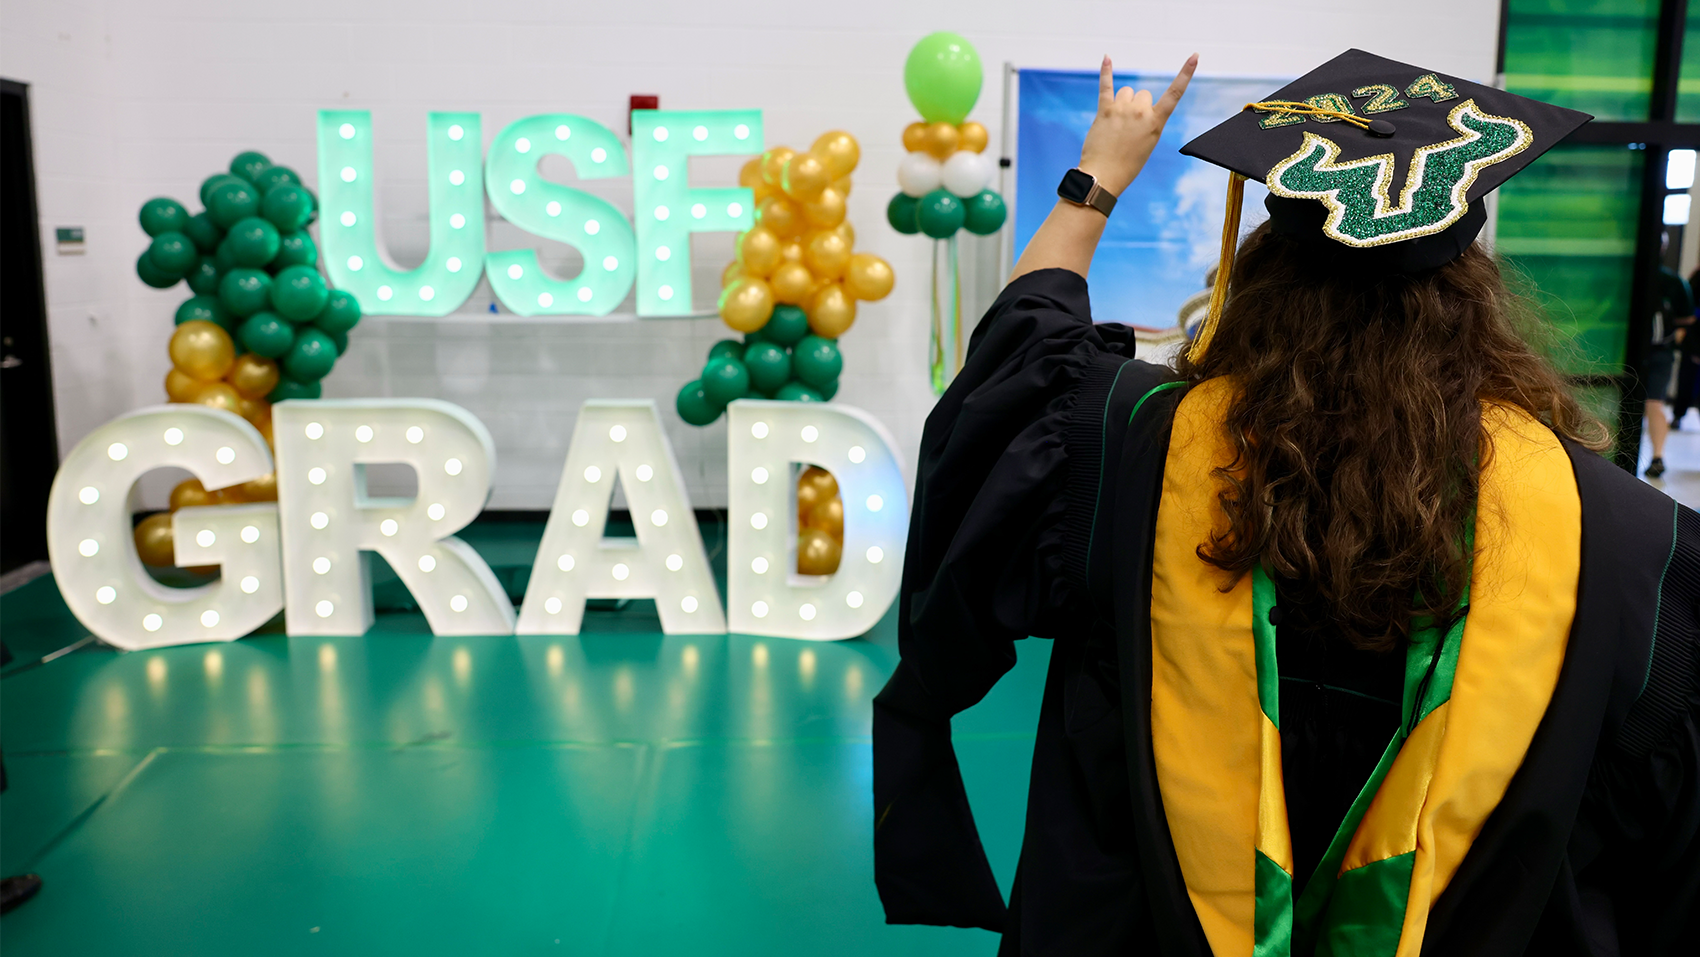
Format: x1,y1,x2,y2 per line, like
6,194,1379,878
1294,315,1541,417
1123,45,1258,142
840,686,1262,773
0,520,1046,955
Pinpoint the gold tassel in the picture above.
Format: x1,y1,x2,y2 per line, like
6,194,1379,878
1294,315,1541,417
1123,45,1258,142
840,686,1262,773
1187,171,1246,364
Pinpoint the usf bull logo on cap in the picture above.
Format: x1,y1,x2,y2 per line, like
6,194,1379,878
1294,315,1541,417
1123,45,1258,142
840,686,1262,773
1178,49,1591,359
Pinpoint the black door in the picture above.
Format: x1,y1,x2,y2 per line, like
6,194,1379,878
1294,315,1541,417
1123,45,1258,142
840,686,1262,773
1,78,59,574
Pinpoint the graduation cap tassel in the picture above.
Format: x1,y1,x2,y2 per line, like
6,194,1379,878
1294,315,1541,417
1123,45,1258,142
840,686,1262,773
1187,171,1246,364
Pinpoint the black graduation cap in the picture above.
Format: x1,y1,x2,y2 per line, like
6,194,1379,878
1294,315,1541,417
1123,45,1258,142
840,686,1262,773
1181,48,1592,275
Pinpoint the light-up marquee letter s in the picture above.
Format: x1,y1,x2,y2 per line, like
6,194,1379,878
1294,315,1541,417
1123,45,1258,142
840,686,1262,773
518,401,724,635
46,406,284,651
629,110,761,316
273,399,515,637
486,115,636,317
317,111,485,316
727,401,908,640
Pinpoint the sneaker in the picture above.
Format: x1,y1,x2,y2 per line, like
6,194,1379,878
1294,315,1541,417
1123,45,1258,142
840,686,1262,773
1646,457,1667,478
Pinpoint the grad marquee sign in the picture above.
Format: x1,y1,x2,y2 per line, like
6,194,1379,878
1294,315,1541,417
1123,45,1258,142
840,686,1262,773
46,400,909,650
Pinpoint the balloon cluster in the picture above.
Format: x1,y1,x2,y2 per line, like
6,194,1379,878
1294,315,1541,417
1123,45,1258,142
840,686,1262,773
886,32,1006,239
795,466,843,575
677,131,895,426
134,150,362,567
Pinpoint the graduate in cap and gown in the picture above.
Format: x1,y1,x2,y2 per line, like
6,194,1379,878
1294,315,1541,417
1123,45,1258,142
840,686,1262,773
873,49,1700,956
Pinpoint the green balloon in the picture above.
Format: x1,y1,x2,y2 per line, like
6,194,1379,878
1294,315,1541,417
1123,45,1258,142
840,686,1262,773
312,289,362,335
219,267,274,318
775,381,824,402
186,256,222,296
200,174,244,207
213,236,238,273
792,335,843,388
743,342,792,394
147,231,198,275
227,217,281,268
183,211,222,253
305,188,318,225
261,184,313,232
283,327,338,383
239,311,295,358
887,193,922,235
328,329,349,355
701,357,751,407
208,179,260,230
816,377,840,401
268,378,322,402
904,32,983,124
744,329,768,345
764,305,811,346
139,197,189,237
136,251,181,289
175,295,232,329
963,189,1008,236
917,189,966,239
271,265,330,321
229,151,272,185
708,339,745,363
272,230,317,269
676,380,722,426
255,164,301,195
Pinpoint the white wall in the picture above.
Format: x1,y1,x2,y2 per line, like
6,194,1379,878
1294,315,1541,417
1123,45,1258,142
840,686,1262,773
2,0,1501,508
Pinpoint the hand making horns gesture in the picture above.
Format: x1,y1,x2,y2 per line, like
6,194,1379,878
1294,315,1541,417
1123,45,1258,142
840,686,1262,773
1079,53,1199,197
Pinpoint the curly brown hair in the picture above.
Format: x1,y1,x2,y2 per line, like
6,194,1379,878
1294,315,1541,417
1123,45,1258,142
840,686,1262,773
1174,223,1605,652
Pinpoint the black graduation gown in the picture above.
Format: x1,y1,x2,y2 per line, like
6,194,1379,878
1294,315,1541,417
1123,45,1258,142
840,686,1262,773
872,268,1700,956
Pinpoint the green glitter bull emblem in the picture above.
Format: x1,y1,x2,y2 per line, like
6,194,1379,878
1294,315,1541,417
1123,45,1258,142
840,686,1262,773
1266,99,1533,247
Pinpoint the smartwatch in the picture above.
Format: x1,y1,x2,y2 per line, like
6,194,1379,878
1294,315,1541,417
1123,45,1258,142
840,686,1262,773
1057,168,1117,217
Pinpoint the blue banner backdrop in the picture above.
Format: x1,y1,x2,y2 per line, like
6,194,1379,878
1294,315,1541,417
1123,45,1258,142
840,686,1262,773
1015,70,1287,331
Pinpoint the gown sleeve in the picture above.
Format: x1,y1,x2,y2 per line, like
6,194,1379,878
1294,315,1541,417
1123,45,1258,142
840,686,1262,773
871,268,1142,930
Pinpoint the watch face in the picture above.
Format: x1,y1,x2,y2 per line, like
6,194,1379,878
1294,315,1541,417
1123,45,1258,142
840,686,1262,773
1059,168,1095,203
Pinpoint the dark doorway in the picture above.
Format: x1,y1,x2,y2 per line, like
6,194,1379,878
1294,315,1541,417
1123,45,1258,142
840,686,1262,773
1,78,59,574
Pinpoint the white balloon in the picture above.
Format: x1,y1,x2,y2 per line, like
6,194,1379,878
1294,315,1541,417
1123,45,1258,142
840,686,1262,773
897,152,943,197
941,151,993,198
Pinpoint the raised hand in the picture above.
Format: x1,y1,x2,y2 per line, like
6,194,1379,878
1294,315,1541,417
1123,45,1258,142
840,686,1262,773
1079,53,1199,196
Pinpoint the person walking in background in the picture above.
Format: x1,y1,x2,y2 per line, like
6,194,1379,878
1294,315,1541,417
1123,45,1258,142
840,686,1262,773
1641,245,1692,477
1671,265,1700,429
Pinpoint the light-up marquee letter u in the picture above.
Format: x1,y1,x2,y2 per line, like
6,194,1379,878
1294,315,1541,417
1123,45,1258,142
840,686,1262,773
485,115,636,317
273,399,515,637
317,111,485,316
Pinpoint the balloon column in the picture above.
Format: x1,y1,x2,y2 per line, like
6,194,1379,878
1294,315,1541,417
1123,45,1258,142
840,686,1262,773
795,466,843,575
886,32,1005,393
134,150,363,567
676,131,895,427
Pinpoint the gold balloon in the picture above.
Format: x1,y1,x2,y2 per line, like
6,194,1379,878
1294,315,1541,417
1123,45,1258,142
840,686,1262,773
228,353,280,400
836,221,855,248
134,512,176,568
781,151,831,202
924,121,960,159
165,368,201,403
169,320,236,381
192,380,242,415
797,527,843,576
240,471,279,503
831,175,852,197
805,497,844,540
959,121,989,153
796,466,840,518
722,260,747,288
737,226,783,277
718,277,776,333
807,284,857,338
739,157,764,189
902,122,929,153
810,130,860,177
757,196,805,239
844,253,895,301
760,146,796,188
768,261,815,305
235,395,264,421
214,484,249,504
170,477,215,512
780,240,805,263
804,231,852,281
802,187,846,228
254,410,275,449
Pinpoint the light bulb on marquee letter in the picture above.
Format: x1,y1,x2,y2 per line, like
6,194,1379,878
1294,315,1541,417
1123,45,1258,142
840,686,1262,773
485,115,636,317
317,110,485,316
273,399,515,637
629,110,761,316
45,406,284,651
727,401,907,640
517,401,724,635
